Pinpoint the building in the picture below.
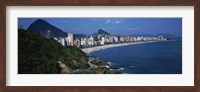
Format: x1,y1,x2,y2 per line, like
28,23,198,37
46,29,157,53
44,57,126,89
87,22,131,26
65,37,69,46
97,34,109,40
74,38,81,47
124,36,130,42
61,38,66,46
97,34,103,40
158,36,166,40
119,36,125,42
137,37,142,41
68,33,73,46
57,37,66,46
108,36,114,43
133,37,137,42
113,36,118,43
129,37,134,42
87,35,94,46
100,36,105,45
81,38,87,48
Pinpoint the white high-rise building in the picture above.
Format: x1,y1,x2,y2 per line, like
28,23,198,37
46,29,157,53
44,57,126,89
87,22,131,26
65,37,68,46
57,37,66,46
120,36,125,42
137,37,142,41
68,33,73,46
61,38,65,46
113,36,118,43
88,35,94,46
81,38,87,47
100,36,105,45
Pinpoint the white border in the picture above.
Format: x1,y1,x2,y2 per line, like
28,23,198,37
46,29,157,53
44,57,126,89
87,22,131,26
6,6,194,86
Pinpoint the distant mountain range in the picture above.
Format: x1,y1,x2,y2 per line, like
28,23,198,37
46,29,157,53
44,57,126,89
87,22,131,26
27,19,180,39
129,33,181,39
27,19,112,38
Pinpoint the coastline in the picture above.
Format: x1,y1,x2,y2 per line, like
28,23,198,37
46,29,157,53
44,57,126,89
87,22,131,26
82,41,164,53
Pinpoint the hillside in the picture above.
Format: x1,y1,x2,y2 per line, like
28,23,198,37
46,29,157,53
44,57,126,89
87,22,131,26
27,19,68,38
97,29,110,35
27,19,86,38
18,29,89,74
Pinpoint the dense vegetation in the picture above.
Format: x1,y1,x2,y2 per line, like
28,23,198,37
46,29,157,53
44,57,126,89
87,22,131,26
18,29,88,74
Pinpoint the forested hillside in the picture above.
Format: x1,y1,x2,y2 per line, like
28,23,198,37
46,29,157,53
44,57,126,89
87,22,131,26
18,29,89,74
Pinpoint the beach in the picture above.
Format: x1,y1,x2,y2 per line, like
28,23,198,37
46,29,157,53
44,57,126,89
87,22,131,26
82,41,160,53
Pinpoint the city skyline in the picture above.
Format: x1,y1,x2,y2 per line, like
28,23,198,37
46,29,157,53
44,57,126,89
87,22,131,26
18,18,182,37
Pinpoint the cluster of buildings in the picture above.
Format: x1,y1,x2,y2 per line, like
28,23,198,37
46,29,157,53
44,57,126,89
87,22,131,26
46,30,167,48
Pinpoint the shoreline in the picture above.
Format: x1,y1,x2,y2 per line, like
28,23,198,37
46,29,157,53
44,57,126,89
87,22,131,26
82,40,165,53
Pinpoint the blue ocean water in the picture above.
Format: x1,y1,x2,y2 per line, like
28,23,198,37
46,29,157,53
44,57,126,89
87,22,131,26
88,40,182,74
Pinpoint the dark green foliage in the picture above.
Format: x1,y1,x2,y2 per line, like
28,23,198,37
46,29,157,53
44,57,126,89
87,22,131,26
75,67,106,74
18,29,88,74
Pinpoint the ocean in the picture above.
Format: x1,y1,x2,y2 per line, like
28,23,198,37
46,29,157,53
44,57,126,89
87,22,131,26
88,40,182,74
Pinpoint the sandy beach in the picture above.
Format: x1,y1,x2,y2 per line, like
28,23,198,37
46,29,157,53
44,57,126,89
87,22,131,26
82,41,161,53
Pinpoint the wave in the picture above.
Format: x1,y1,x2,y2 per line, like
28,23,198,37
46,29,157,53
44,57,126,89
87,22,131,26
117,67,125,71
104,65,110,68
107,62,111,65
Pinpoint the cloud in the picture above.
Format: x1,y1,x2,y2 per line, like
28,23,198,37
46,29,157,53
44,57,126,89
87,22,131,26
105,20,123,25
112,20,122,24
105,20,111,24
126,27,140,31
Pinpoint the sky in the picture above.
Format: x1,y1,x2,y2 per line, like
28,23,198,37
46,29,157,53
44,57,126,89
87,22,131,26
18,18,182,37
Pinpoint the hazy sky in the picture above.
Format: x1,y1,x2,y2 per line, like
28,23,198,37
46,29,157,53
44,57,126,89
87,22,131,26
18,18,182,36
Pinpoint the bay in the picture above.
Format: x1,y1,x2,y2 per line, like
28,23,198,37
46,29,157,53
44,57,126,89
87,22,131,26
88,40,182,74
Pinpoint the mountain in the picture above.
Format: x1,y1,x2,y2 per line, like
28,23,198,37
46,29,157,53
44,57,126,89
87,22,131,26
18,29,89,74
129,33,179,39
129,34,155,37
27,19,68,38
154,33,179,39
97,29,110,35
27,19,86,38
74,34,86,38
